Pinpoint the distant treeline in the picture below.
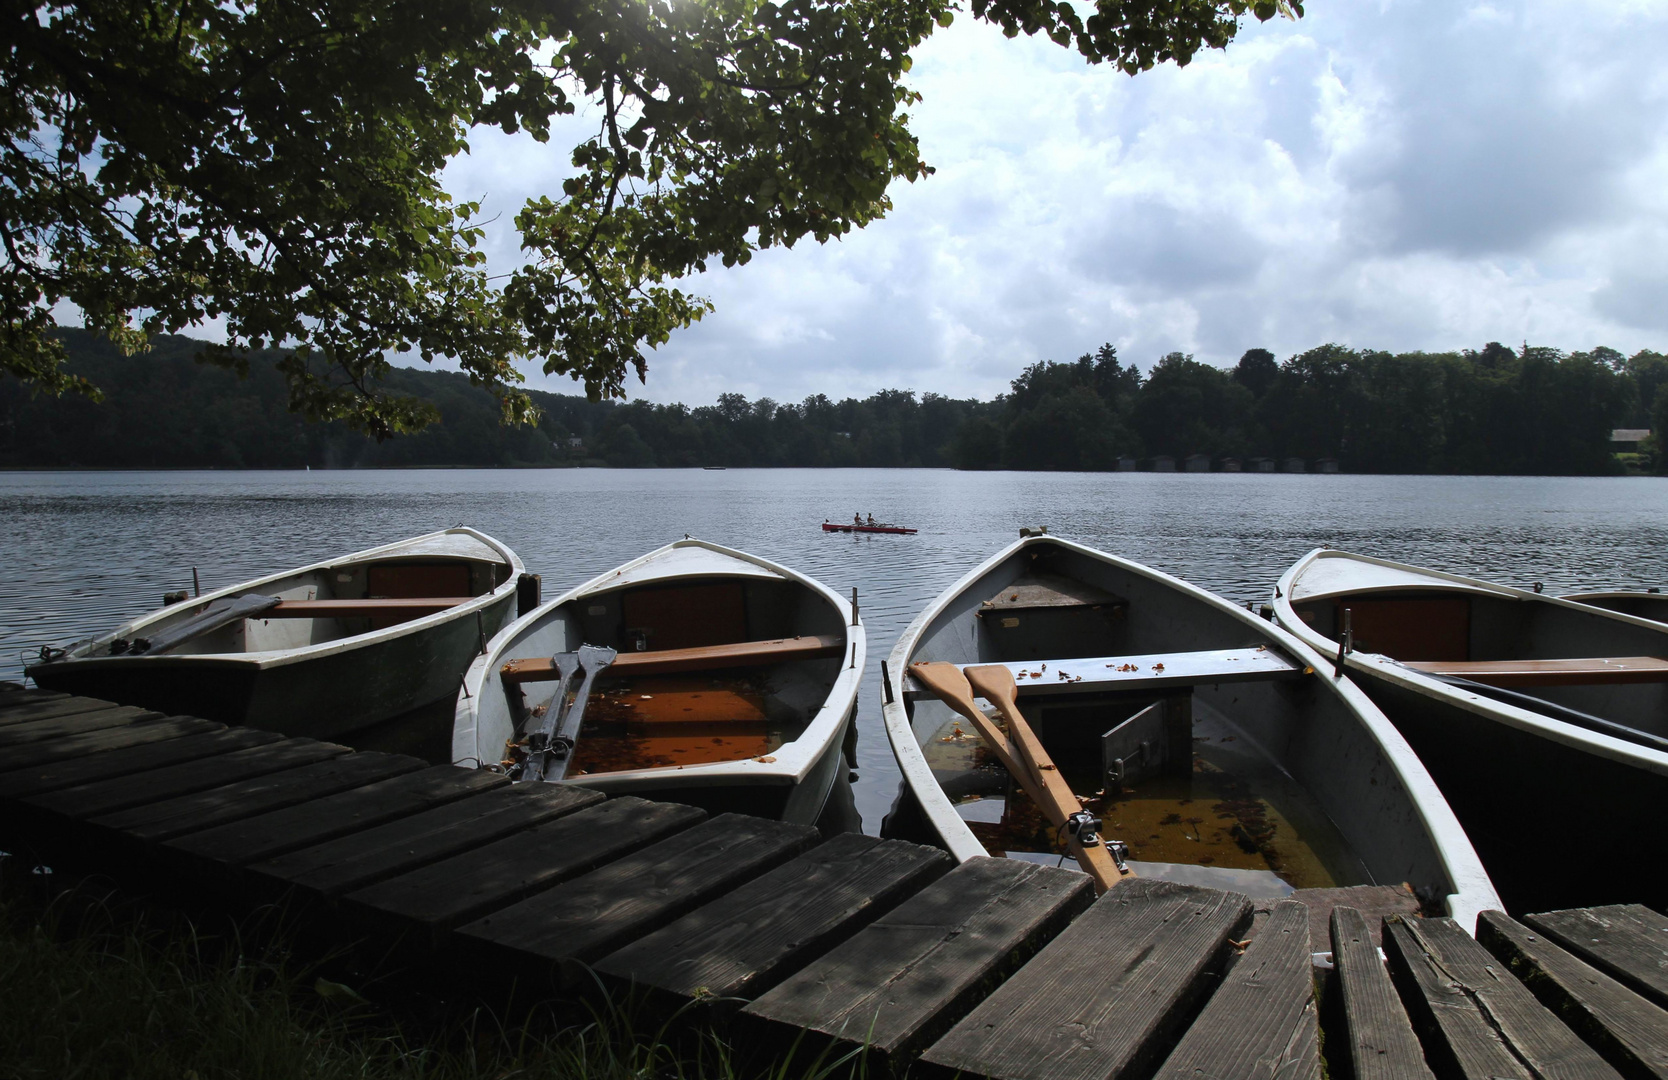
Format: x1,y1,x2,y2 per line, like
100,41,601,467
1,331,1662,474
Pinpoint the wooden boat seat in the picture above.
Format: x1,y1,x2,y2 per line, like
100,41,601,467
903,646,1305,701
264,597,472,618
1403,656,1668,687
978,573,1128,617
500,633,845,685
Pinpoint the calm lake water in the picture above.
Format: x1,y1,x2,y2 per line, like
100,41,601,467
4,468,1666,830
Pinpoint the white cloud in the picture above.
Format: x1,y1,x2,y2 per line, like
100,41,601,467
428,0,1668,405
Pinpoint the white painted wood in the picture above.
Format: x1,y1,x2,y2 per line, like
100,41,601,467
902,646,1302,700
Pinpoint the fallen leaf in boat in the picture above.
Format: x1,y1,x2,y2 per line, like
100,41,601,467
1152,663,1165,672
755,755,777,763
640,694,654,700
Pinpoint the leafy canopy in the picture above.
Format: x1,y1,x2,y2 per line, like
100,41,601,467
3,0,1299,436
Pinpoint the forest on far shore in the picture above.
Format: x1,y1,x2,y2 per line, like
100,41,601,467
0,331,1662,475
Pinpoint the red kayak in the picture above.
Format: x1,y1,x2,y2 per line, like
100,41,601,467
823,522,918,535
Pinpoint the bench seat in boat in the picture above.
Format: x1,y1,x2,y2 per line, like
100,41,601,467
266,597,472,619
499,634,845,685
1401,655,1668,687
903,646,1305,700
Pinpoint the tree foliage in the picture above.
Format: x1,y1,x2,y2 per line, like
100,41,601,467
945,340,1646,475
4,0,1296,435
3,331,1655,475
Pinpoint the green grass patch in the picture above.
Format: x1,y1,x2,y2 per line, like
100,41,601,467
0,871,861,1080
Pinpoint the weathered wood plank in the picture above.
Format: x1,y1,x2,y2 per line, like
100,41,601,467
1154,899,1319,1080
0,695,109,725
1331,906,1435,1080
90,752,425,842
1526,906,1668,1012
1479,910,1668,1080
1382,914,1623,1080
345,796,704,934
246,782,603,898
742,856,1093,1064
0,716,223,772
0,706,162,746
920,879,1252,1080
1273,884,1419,950
597,833,951,1004
168,765,507,866
457,813,820,968
0,688,68,706
0,727,283,800
26,738,351,819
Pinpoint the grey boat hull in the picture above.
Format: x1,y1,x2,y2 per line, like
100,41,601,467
32,590,516,739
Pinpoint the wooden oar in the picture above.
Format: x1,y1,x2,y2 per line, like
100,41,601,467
910,661,1047,809
912,661,1127,893
964,663,1128,893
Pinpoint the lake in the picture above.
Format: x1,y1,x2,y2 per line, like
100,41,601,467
3,468,1665,830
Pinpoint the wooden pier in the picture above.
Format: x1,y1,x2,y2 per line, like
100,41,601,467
3,686,1665,1080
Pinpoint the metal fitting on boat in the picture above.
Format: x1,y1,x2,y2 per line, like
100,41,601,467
1065,810,1102,847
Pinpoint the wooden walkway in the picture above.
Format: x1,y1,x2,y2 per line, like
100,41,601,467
3,686,1666,1079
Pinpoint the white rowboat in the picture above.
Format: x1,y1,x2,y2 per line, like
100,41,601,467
1274,548,1668,914
882,535,1498,930
28,528,524,738
454,538,862,824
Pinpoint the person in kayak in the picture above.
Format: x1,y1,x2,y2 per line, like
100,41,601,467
866,513,876,525
854,512,862,524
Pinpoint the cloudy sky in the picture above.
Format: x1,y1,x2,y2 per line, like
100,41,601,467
440,0,1668,407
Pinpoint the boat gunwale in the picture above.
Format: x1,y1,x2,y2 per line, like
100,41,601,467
454,537,863,792
884,534,1500,931
1274,547,1668,778
29,527,523,675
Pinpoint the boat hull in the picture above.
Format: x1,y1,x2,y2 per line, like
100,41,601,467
822,523,917,535
1274,548,1668,914
32,590,516,739
455,538,863,827
882,535,1498,929
1349,667,1668,913
28,528,523,740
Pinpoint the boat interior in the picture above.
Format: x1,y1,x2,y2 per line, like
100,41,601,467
901,542,1457,903
488,574,848,778
100,549,510,658
1289,589,1668,739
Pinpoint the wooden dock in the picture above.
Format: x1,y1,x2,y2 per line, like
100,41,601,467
3,686,1665,1079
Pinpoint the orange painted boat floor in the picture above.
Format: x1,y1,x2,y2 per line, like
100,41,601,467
566,673,784,775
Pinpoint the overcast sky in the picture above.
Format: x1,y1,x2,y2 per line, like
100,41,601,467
438,0,1668,406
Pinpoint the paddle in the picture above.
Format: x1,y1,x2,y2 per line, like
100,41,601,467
910,661,1046,807
913,661,1128,892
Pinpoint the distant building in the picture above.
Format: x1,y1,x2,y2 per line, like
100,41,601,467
1151,455,1176,473
1220,457,1242,473
1612,429,1651,450
1316,458,1339,474
1283,457,1306,473
1184,453,1211,472
564,436,586,457
1117,456,1138,472
1250,457,1276,473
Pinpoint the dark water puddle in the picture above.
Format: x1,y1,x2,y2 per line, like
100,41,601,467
925,705,1367,891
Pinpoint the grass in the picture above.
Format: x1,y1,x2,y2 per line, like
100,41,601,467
0,864,863,1080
